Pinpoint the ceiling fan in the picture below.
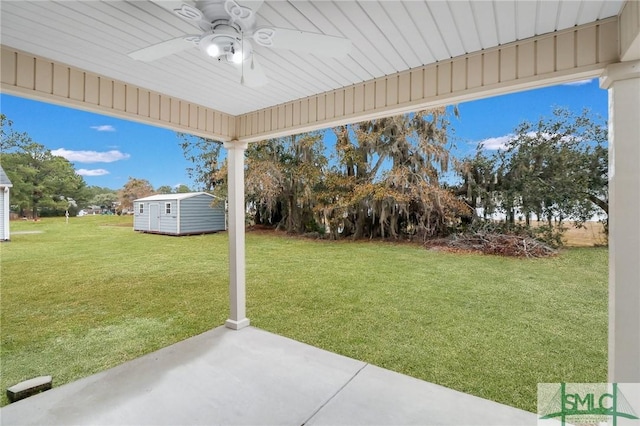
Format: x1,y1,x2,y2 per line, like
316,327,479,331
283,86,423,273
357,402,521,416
128,0,352,87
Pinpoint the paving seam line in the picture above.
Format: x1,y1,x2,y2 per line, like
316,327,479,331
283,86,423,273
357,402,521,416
300,362,369,426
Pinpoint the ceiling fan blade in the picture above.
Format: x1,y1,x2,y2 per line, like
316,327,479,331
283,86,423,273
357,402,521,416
128,36,198,61
253,27,351,57
232,55,268,87
149,0,196,13
224,0,262,28
235,0,264,13
150,1,210,28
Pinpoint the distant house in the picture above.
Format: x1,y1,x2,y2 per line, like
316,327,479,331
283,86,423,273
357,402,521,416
0,166,13,241
133,192,226,236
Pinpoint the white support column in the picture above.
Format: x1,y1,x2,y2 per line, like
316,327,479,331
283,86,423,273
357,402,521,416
223,140,250,330
600,60,640,383
3,187,11,241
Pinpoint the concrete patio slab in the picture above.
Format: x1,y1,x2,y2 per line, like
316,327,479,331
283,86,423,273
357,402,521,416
306,364,535,425
1,326,537,425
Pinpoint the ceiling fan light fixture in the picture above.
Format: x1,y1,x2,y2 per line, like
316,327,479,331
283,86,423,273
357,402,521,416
231,49,244,64
228,39,253,64
129,1,350,88
199,32,235,58
205,42,221,58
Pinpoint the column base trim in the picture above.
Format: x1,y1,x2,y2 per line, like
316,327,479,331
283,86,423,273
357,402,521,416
225,318,251,330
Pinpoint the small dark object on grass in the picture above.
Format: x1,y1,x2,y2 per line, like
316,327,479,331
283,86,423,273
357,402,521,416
6,376,52,402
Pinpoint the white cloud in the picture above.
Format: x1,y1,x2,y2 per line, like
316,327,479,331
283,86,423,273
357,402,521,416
478,134,513,150
562,79,593,86
526,131,582,143
477,131,581,151
90,125,116,132
52,149,130,163
77,169,110,176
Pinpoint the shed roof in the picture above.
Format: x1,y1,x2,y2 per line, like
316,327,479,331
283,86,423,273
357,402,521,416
0,166,13,187
134,192,215,202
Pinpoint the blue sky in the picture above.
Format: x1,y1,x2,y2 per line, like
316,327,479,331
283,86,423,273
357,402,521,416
0,78,606,190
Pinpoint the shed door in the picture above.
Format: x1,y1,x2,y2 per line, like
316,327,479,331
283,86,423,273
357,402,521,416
149,203,159,231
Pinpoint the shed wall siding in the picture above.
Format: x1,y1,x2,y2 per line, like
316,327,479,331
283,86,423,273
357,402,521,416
157,201,179,234
133,202,150,231
179,195,226,234
134,201,178,234
133,195,224,235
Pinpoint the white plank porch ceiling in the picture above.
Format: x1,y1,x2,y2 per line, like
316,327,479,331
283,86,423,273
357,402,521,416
0,1,625,116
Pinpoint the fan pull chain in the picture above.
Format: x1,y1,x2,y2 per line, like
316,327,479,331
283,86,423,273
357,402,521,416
240,31,245,85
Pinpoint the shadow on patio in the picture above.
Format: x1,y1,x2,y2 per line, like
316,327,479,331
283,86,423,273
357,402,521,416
1,326,536,425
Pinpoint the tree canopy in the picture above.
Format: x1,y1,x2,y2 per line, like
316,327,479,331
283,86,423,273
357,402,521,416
1,114,87,217
456,108,608,230
178,133,223,191
117,177,155,213
181,108,468,240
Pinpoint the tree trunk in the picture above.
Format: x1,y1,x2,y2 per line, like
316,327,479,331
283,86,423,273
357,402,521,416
584,193,608,215
353,201,367,239
389,213,398,239
286,196,296,233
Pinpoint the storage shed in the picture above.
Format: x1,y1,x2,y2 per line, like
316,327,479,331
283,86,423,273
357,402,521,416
133,192,226,235
0,166,13,241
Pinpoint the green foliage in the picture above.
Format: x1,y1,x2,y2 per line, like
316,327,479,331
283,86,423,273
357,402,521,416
1,114,31,153
245,132,327,233
456,108,608,242
179,110,465,240
1,114,87,217
154,184,191,195
178,133,223,191
533,224,566,248
175,184,191,193
155,185,174,194
177,107,606,244
499,108,607,226
454,150,499,218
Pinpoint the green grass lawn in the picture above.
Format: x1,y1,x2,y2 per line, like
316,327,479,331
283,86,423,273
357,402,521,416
0,216,607,412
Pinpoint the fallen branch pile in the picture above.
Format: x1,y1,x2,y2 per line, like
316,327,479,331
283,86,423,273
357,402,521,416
428,232,558,258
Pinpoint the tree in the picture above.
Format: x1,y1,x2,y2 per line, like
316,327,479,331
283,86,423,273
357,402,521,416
175,184,191,193
178,133,223,191
499,108,608,227
323,108,466,240
1,114,31,153
456,108,608,231
180,110,464,239
91,192,118,211
2,114,87,217
179,130,328,232
118,178,154,213
156,185,174,194
244,132,327,233
454,151,498,220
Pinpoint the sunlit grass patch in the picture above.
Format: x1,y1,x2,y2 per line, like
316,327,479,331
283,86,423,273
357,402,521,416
1,217,607,412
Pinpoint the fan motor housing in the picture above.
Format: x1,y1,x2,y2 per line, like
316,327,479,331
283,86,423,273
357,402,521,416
199,21,251,63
